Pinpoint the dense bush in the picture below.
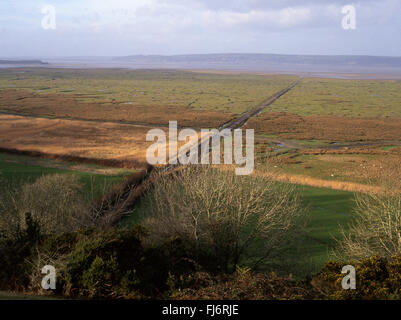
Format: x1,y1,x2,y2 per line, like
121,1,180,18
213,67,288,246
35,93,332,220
1,225,198,299
0,212,42,290
312,256,401,300
2,217,401,300
174,267,320,300
59,228,145,298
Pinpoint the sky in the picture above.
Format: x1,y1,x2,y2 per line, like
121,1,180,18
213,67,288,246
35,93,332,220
0,0,400,57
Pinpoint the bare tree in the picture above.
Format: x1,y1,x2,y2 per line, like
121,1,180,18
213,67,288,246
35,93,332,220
143,165,306,273
0,174,94,237
336,164,401,260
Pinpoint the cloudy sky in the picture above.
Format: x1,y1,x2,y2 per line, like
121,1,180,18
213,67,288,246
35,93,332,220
0,0,400,57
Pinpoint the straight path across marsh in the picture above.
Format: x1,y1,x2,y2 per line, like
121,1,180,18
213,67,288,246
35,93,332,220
99,81,302,224
219,80,300,130
164,80,301,172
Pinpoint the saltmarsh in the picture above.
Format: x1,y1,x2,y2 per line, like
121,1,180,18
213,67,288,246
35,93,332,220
267,77,401,118
0,69,297,115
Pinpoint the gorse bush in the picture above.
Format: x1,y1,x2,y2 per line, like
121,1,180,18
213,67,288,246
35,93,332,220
59,228,145,298
313,256,401,300
0,220,198,298
144,165,307,273
174,268,320,300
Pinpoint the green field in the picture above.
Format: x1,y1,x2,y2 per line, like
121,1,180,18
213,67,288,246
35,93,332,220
296,185,354,272
0,152,133,196
3,70,400,119
267,78,401,118
122,179,355,277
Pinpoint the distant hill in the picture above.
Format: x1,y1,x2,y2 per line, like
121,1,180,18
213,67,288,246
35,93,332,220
114,53,401,74
0,60,48,65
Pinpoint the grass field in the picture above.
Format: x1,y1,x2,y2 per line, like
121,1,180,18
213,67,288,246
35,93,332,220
2,151,356,277
245,77,401,141
267,77,401,118
0,152,133,196
296,185,354,273
0,69,297,128
122,179,355,278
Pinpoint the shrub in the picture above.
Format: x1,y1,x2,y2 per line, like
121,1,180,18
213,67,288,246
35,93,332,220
46,228,196,299
0,173,197,297
0,174,94,238
18,174,93,235
143,165,306,273
174,267,320,300
58,228,144,298
336,165,401,260
0,213,42,290
313,256,401,300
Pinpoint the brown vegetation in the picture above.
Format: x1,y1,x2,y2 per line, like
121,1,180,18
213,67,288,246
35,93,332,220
270,173,382,194
246,112,401,141
174,269,319,300
0,147,147,170
0,89,232,128
0,114,157,165
299,146,401,156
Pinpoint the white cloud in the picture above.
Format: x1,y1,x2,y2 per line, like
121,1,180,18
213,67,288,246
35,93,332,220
203,8,312,28
1,0,400,56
